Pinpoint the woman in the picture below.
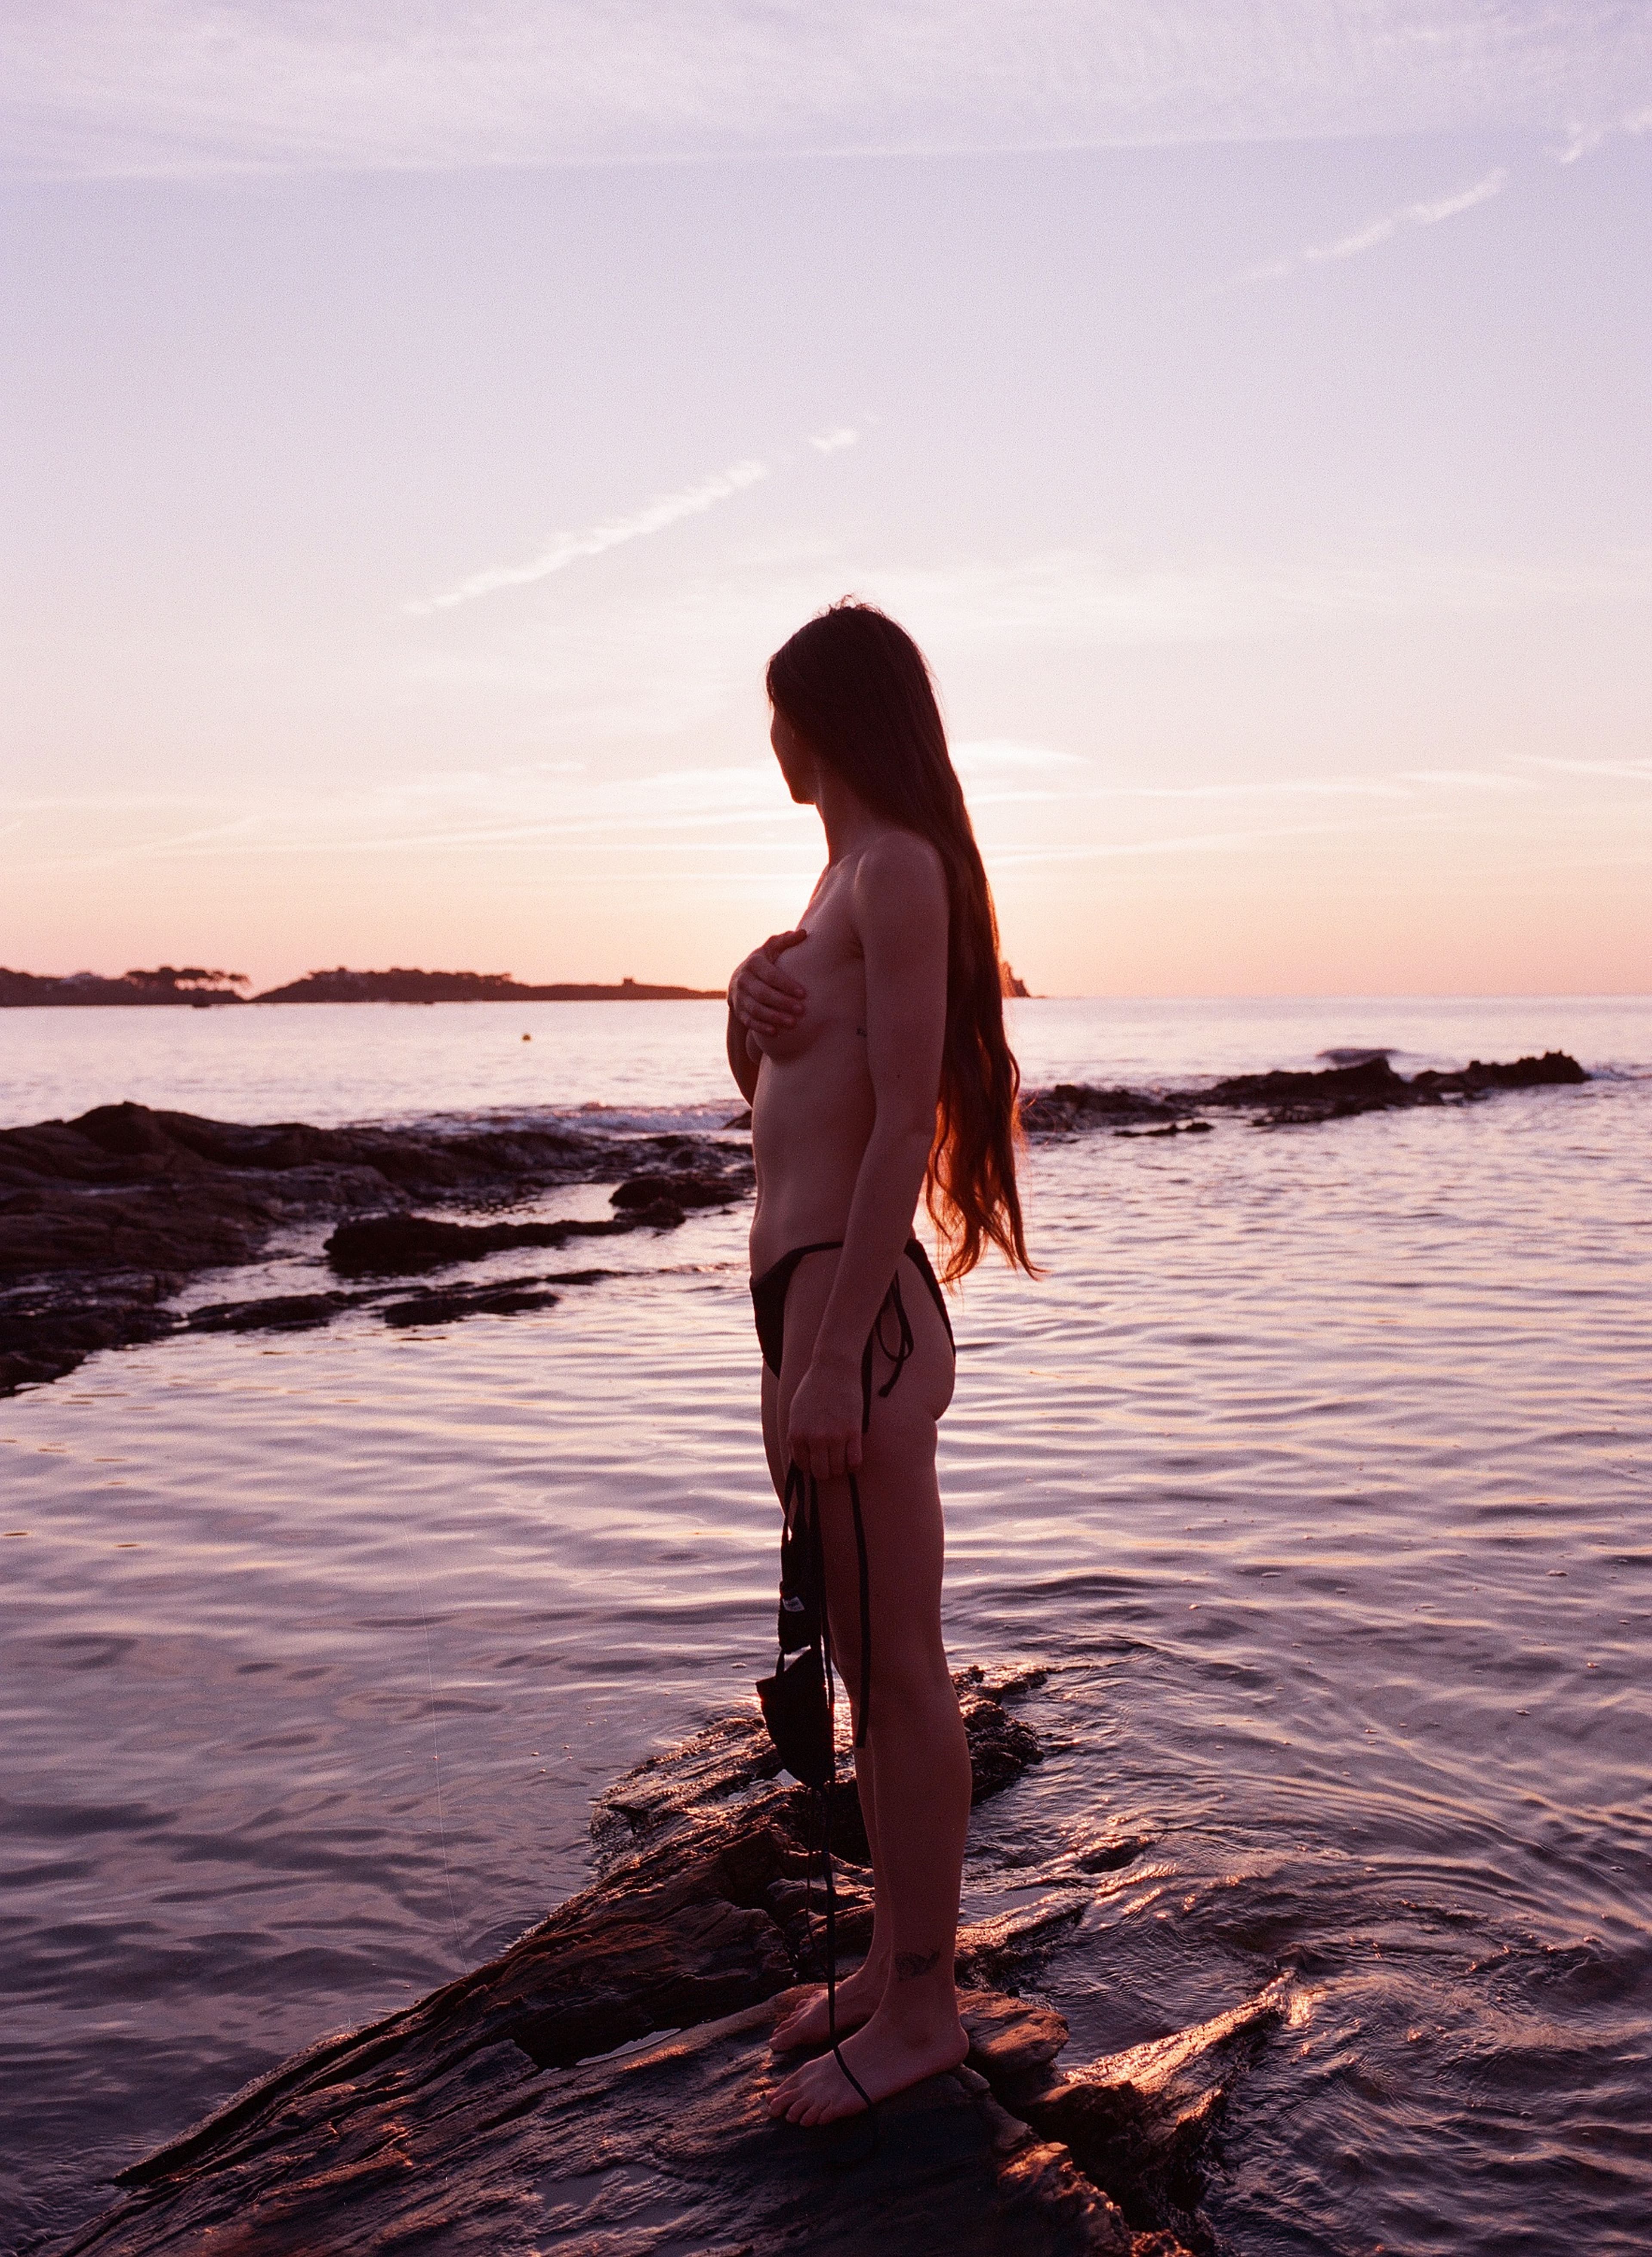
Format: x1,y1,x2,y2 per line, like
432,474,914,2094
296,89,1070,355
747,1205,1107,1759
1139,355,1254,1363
725,600,1033,2127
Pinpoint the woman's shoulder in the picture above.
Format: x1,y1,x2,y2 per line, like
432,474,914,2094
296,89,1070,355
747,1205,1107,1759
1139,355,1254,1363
848,829,948,954
852,826,946,894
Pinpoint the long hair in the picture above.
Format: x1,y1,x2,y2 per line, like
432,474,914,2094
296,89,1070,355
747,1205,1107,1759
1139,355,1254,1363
766,599,1033,1282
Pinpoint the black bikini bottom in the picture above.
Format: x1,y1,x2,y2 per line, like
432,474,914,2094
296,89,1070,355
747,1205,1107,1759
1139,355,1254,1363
750,1237,954,1426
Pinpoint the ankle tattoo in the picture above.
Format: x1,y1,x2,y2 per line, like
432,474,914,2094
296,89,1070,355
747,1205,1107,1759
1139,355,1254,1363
894,1949,941,1982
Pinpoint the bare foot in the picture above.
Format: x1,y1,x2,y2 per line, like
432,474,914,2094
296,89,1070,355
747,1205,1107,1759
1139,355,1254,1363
770,1960,888,2054
766,2005,969,2125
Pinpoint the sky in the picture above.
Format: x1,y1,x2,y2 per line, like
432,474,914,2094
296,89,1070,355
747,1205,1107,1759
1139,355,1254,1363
2,2,1649,997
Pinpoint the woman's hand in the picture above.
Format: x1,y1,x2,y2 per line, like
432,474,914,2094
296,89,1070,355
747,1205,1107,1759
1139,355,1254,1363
728,929,808,1040
786,1356,865,1481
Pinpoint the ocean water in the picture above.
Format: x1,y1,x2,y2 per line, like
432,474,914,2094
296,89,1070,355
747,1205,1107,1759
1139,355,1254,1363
1,997,1649,2255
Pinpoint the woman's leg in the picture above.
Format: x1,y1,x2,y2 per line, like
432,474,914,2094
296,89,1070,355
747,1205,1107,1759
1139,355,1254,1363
764,1255,971,2123
769,1726,891,2052
763,1343,894,2052
758,1345,889,2058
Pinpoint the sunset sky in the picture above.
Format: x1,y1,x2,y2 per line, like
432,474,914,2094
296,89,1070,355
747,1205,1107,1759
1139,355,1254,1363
3,3,1649,997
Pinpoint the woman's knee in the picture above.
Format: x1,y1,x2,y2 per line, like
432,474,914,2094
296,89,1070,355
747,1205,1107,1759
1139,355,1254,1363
866,1636,955,1714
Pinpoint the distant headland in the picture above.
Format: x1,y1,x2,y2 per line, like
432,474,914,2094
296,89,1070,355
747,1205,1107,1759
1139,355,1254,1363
3,962,1032,1006
0,965,725,1008
254,967,727,1004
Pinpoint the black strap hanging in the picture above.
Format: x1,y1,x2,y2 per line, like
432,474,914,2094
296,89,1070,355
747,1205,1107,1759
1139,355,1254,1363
756,1458,876,2131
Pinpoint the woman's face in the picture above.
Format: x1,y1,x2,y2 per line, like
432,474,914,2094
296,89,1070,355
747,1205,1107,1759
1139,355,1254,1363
769,703,820,806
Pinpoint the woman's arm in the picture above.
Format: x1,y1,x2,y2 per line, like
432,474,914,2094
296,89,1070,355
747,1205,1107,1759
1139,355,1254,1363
786,834,949,1479
726,1000,760,1103
726,929,809,1102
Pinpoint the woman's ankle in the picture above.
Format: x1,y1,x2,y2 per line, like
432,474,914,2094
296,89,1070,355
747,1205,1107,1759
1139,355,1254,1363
878,1961,961,2037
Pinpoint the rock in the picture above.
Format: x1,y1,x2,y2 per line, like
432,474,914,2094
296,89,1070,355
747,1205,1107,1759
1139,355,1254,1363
1015,1977,1298,2249
1208,1049,1588,1126
1022,1052,1589,1138
0,1104,752,1395
0,1276,183,1392
380,1285,561,1328
183,1268,616,1340
1201,1055,1410,1115
1072,1832,1156,1875
1419,1049,1587,1092
187,1291,358,1334
61,1677,1200,2257
611,1170,744,1211
323,1211,644,1276
955,1670,1046,1800
1020,1086,1187,1134
955,1894,1092,1992
69,1998,1143,2257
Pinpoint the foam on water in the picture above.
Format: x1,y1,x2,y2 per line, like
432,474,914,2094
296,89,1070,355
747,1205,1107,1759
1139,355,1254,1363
1,998,1649,2253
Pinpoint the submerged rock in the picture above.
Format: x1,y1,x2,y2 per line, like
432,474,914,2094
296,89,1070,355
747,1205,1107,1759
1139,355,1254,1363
379,1283,562,1328
59,1676,1252,2257
183,1269,618,1338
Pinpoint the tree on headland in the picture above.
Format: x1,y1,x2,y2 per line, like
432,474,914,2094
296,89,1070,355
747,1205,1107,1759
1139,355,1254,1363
123,967,251,992
251,967,724,1003
0,965,250,1006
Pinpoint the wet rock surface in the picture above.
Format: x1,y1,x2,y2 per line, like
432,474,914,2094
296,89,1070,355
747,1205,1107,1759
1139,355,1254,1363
58,1674,1269,2257
1020,1085,1187,1133
323,1208,658,1276
0,1103,752,1395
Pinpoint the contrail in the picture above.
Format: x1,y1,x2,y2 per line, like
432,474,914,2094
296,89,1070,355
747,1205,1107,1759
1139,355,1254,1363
407,457,770,614
1233,166,1506,286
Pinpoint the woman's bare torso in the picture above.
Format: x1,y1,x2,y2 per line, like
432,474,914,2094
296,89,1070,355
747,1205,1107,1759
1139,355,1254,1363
748,852,889,1275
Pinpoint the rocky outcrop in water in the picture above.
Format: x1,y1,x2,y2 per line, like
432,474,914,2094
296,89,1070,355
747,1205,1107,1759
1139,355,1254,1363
61,1673,1275,2257
1020,1086,1187,1133
1023,1050,1587,1134
0,1103,752,1396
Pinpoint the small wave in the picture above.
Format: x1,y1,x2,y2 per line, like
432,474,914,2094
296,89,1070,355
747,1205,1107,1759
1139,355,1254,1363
358,1100,750,1139
558,1102,752,1137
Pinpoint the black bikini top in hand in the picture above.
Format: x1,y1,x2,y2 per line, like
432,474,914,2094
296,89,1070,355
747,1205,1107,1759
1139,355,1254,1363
757,1452,877,2127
